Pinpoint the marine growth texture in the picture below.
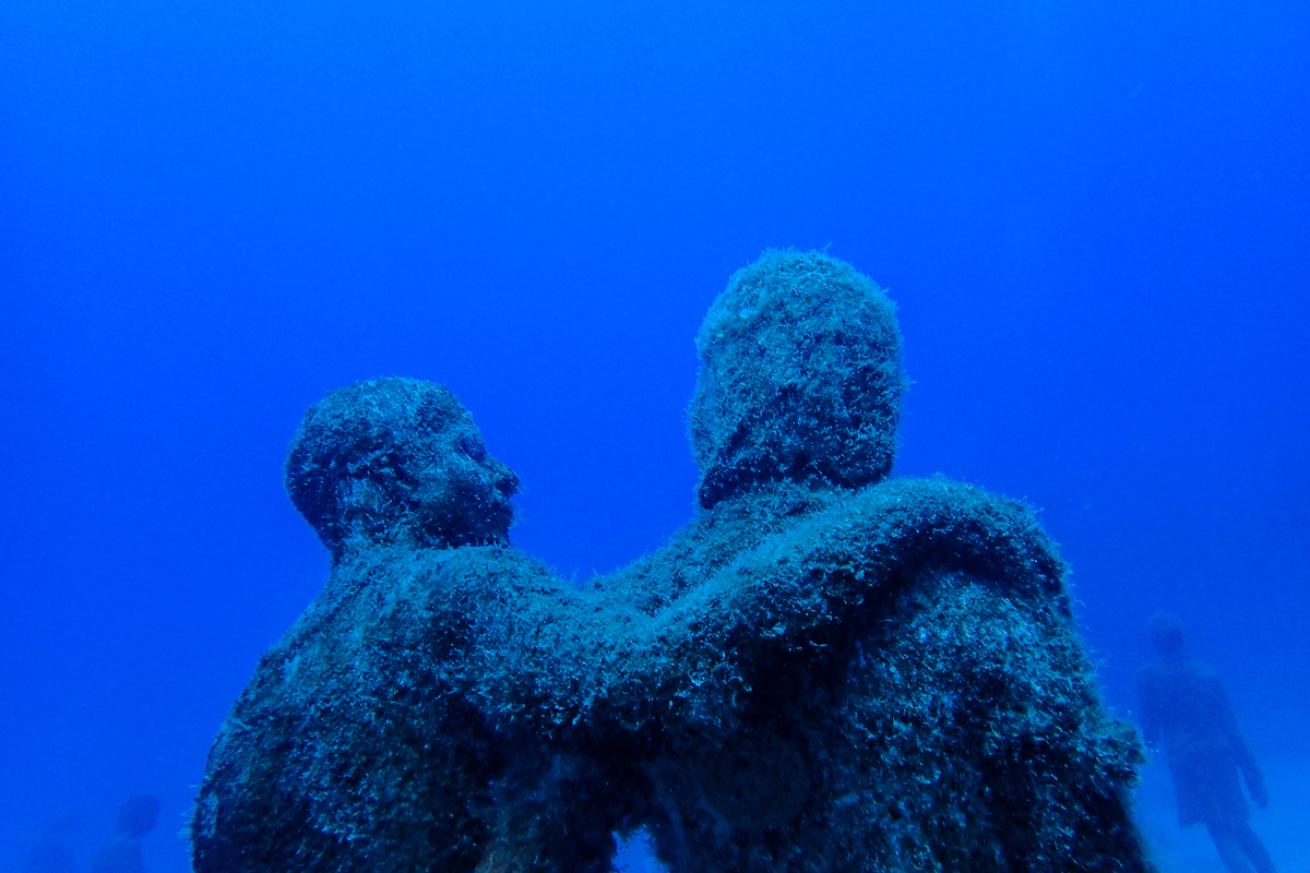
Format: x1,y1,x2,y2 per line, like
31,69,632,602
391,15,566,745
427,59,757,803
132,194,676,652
193,250,1151,872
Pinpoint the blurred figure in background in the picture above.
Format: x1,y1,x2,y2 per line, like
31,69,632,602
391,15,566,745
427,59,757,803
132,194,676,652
90,795,159,873
1138,613,1276,873
22,812,78,873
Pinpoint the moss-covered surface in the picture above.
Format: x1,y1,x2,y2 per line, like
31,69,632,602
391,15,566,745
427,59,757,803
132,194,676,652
193,251,1150,871
285,378,518,559
689,250,905,509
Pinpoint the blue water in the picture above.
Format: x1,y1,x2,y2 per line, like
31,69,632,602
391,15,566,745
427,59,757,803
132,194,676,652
2,1,1306,870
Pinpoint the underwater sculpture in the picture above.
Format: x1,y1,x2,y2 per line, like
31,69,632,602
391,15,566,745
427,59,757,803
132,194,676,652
93,794,161,873
193,251,1151,871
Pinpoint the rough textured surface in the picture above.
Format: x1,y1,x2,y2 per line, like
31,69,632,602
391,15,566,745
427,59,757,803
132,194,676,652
193,251,1151,872
689,250,905,509
285,378,518,558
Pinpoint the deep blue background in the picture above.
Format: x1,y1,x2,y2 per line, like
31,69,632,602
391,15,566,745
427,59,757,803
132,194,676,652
2,1,1307,870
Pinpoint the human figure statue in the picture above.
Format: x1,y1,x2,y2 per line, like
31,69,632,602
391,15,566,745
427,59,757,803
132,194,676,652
1138,613,1276,873
193,251,1150,871
90,795,159,873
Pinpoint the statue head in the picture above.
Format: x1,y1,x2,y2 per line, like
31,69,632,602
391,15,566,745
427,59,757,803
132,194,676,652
115,794,160,840
285,377,518,559
1148,612,1187,656
689,250,906,508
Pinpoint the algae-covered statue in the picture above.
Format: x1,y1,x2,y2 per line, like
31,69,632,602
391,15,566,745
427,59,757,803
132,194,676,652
193,251,1151,871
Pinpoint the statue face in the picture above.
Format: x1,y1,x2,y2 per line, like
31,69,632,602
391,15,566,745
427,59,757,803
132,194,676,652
286,378,519,557
403,426,518,549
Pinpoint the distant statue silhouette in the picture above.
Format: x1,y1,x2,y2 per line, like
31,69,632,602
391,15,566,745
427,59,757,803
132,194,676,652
1137,613,1276,873
22,813,77,873
90,795,159,873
